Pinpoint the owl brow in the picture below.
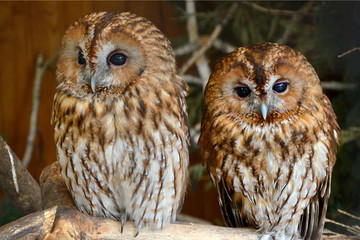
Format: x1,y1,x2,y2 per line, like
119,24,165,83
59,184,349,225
244,50,267,85
253,64,265,85
89,14,120,50
274,62,295,75
229,61,246,73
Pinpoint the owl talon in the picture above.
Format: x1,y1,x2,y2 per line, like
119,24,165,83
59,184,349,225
121,216,126,233
135,223,143,237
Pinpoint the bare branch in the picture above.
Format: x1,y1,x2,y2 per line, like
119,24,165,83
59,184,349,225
338,47,360,58
0,137,42,215
213,39,236,53
338,209,360,221
321,81,357,91
180,2,239,82
181,74,203,85
174,42,200,57
175,38,236,57
22,51,59,168
241,2,311,17
184,0,212,90
325,218,360,236
277,1,314,45
189,122,201,148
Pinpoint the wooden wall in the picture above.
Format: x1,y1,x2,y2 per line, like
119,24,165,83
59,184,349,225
0,1,222,223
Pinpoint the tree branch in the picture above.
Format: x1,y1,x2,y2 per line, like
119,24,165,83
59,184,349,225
174,42,200,57
189,122,201,148
0,137,42,215
180,2,239,88
175,38,236,57
337,47,360,58
183,0,212,90
241,2,311,17
213,39,236,53
181,74,203,85
321,81,357,91
277,1,314,44
22,51,59,168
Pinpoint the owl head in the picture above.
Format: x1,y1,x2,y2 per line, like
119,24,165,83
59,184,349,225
57,12,177,97
204,43,324,125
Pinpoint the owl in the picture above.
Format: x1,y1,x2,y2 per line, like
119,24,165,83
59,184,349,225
51,12,189,235
199,43,339,240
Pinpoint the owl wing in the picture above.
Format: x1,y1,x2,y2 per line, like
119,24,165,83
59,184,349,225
298,174,331,240
299,95,339,240
217,178,250,227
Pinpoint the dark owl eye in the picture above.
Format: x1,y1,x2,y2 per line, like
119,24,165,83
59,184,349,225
235,86,251,98
78,51,86,65
273,82,289,94
108,52,127,66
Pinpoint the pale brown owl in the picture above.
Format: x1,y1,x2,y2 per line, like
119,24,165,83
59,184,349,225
52,12,189,234
199,43,339,240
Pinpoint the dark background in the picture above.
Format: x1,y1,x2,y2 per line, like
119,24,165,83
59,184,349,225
0,1,359,232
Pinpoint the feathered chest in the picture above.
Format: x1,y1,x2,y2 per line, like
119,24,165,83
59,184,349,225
205,117,332,234
206,112,331,177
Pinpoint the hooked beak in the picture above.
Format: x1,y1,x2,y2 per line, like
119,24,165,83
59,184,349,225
90,78,96,93
261,103,268,120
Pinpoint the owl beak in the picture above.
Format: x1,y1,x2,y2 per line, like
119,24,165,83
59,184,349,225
261,103,268,120
90,78,96,93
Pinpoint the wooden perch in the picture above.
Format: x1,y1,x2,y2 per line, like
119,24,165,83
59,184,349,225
0,152,354,239
0,206,258,240
39,162,76,210
0,161,258,239
0,205,57,240
0,136,42,215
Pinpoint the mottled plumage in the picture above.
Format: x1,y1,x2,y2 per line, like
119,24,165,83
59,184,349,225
52,12,189,233
199,43,339,240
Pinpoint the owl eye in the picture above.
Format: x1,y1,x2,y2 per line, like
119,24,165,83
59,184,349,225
235,86,251,98
108,52,127,66
273,81,289,94
78,51,86,65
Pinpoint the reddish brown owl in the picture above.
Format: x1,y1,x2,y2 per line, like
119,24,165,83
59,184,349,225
52,12,189,234
199,43,339,240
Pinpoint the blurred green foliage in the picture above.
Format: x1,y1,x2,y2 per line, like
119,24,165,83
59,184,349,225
0,197,21,226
